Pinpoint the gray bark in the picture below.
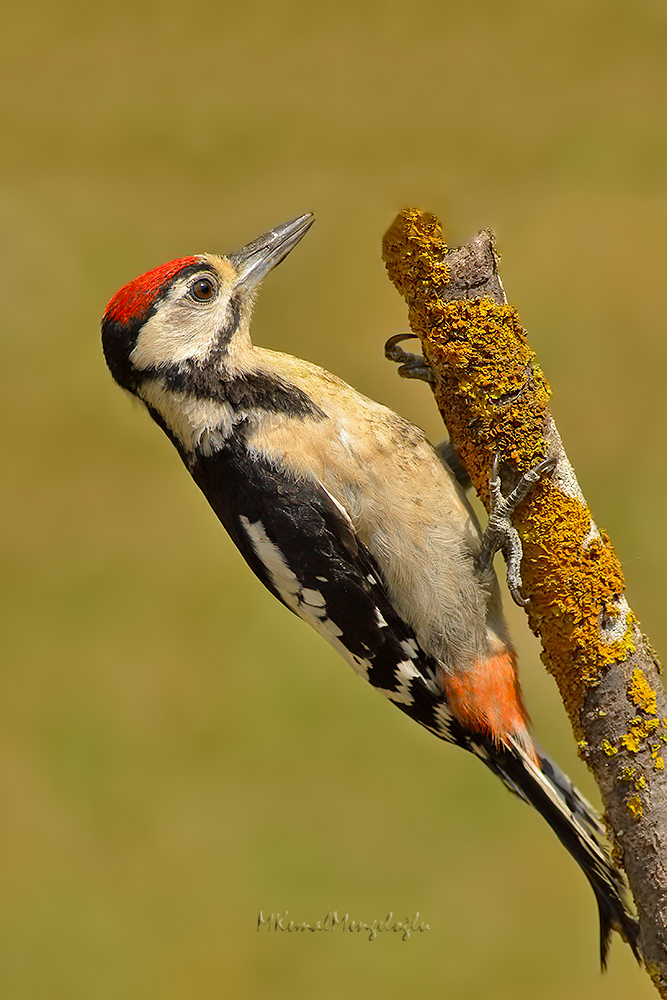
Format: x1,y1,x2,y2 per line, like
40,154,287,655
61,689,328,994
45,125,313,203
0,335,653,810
400,225,667,991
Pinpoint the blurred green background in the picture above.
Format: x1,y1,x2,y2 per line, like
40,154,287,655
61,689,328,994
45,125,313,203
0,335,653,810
1,0,665,997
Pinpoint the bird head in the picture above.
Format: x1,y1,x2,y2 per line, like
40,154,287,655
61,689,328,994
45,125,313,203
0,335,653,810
101,213,315,393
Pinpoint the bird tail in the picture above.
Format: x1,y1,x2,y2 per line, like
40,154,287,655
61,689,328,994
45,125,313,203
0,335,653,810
474,735,641,968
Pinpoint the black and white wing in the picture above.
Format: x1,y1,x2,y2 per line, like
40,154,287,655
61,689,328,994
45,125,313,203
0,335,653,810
190,437,459,744
190,437,641,962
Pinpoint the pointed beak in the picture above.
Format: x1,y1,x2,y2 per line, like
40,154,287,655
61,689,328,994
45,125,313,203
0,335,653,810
229,213,315,291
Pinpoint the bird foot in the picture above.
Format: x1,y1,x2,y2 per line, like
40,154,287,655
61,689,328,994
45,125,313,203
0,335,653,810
384,333,435,383
478,454,557,606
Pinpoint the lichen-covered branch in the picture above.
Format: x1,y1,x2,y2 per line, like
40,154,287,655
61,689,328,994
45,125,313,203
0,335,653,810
382,208,667,993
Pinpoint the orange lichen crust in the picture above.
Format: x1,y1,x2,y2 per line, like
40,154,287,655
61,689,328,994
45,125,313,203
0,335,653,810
519,489,635,726
423,300,550,506
383,208,450,301
382,207,667,993
381,208,641,728
382,210,551,503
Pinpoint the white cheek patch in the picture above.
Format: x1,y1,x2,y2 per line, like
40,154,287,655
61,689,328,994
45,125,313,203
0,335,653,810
131,308,224,369
130,270,233,370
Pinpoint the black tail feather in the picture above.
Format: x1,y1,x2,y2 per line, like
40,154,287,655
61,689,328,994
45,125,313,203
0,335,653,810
471,736,641,967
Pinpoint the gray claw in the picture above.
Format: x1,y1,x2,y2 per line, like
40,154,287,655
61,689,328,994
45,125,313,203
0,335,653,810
384,333,435,384
478,454,556,606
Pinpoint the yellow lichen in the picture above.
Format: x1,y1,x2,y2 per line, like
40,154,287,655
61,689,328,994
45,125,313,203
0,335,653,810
655,757,665,771
521,495,635,724
629,667,658,714
626,794,643,820
382,210,550,500
618,764,649,791
382,206,664,775
420,298,550,502
620,716,661,755
382,209,449,302
621,732,642,753
381,208,646,730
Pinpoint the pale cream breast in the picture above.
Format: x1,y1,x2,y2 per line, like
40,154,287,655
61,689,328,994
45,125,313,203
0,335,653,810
244,348,510,671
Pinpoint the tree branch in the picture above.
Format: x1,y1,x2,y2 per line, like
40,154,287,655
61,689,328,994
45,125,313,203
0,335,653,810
382,208,667,993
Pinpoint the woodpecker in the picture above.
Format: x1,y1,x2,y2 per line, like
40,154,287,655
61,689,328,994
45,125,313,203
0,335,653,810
101,213,639,965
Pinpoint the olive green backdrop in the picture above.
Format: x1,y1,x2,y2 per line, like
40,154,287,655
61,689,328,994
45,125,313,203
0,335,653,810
1,0,665,997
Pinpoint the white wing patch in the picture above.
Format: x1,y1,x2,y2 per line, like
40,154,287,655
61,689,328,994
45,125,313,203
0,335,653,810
238,513,443,707
240,516,301,603
322,485,356,528
374,659,423,705
301,588,326,608
239,515,371,680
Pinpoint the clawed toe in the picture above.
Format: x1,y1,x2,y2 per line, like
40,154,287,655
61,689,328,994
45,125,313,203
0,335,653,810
384,333,435,383
479,454,556,606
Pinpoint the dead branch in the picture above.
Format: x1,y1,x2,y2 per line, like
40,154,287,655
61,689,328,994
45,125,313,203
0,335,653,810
382,208,667,992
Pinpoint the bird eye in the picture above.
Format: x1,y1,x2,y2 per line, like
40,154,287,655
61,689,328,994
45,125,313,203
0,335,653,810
190,277,216,302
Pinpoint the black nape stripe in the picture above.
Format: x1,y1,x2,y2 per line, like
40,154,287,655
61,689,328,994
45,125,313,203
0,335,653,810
159,363,327,420
221,370,327,418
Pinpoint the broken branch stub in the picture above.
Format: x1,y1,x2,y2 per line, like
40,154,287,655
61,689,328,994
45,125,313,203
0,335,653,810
382,207,667,992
